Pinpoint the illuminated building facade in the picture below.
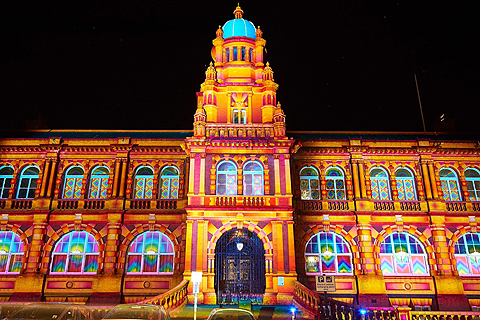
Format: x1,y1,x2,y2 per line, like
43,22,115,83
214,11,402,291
1,5,480,311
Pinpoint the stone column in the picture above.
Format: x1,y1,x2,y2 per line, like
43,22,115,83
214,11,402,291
46,159,58,198
421,161,433,199
118,159,128,197
103,214,122,273
428,163,439,199
112,160,121,197
351,161,361,199
356,216,376,275
40,160,51,197
430,217,453,276
25,218,47,273
358,161,367,198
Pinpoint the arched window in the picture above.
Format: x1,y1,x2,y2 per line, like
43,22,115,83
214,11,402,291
305,232,352,275
300,167,320,200
325,167,346,200
88,166,109,199
50,231,99,274
439,168,461,201
455,233,480,276
0,166,14,199
17,166,39,199
243,161,264,196
126,231,174,274
134,166,154,199
0,231,24,274
465,168,480,201
63,166,84,199
160,166,179,199
370,167,391,200
216,161,237,196
380,233,428,276
395,168,417,201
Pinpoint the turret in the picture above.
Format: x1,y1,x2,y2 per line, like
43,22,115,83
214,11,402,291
261,62,279,123
201,62,218,123
193,93,207,137
273,102,286,138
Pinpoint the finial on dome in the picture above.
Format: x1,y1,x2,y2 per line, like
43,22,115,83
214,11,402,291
216,25,223,38
262,62,274,81
256,26,263,39
205,62,217,81
234,4,243,19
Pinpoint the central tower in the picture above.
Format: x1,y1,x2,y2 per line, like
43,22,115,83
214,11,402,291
185,6,297,305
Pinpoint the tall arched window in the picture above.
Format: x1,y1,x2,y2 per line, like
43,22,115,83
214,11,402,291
216,161,237,196
243,161,264,196
134,166,154,199
465,168,480,201
380,233,428,276
0,166,14,199
370,167,391,201
305,232,352,275
50,231,99,274
17,166,39,199
63,166,84,199
88,166,109,199
455,233,480,276
395,168,417,201
0,231,24,274
160,166,179,199
300,167,320,200
325,167,346,200
439,168,461,201
126,231,174,274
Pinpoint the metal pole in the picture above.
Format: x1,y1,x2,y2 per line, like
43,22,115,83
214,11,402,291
414,73,427,132
324,291,328,319
194,292,198,320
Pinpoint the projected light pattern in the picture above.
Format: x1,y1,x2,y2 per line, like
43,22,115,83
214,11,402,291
126,231,174,274
0,231,24,274
455,233,480,276
89,166,109,199
380,233,428,276
160,166,179,199
243,161,264,196
325,167,346,200
370,167,391,200
134,166,154,199
63,166,84,199
217,161,237,196
395,168,417,201
50,231,99,274
300,167,320,200
439,168,461,201
305,232,352,275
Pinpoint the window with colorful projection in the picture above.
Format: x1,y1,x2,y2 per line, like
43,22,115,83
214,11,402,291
300,167,320,200
88,166,109,199
325,167,346,200
126,231,174,274
305,232,352,275
370,167,391,201
439,168,461,201
50,231,99,274
134,166,154,199
454,233,480,276
0,231,23,274
465,168,480,201
232,109,247,124
395,168,417,201
380,233,428,276
17,166,39,199
0,166,14,199
62,166,84,199
243,161,264,196
160,166,179,199
217,161,237,196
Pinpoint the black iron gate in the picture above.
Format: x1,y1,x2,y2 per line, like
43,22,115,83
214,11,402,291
214,229,266,304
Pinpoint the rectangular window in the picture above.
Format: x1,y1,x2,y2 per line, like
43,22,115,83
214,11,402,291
249,48,253,62
241,47,246,61
225,48,230,62
233,47,238,61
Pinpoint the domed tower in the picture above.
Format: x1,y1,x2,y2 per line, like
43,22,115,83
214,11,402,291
196,4,282,137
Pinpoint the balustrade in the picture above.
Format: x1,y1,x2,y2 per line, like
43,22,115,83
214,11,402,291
302,201,323,211
10,200,33,209
84,200,105,210
410,311,480,320
374,201,395,211
139,279,189,310
327,201,349,211
446,201,467,212
400,201,421,211
473,202,480,212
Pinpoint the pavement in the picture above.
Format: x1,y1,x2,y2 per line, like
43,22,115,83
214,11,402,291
170,305,312,320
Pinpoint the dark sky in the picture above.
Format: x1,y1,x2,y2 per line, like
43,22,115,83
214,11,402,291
3,1,479,132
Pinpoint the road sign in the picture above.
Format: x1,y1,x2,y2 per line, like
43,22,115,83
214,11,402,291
315,275,336,292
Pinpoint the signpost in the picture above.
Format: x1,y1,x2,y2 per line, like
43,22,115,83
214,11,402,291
316,275,335,319
191,271,202,320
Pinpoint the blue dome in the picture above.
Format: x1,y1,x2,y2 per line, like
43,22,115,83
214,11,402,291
222,19,256,39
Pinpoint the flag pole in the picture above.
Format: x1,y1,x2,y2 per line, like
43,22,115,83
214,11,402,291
414,73,427,132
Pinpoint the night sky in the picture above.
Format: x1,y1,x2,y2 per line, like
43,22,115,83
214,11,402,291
3,1,479,132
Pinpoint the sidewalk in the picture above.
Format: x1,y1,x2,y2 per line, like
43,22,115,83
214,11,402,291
171,305,312,320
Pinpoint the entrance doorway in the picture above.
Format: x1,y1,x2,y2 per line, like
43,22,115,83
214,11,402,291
214,229,266,304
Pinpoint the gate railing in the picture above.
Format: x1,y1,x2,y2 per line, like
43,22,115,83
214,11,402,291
138,279,189,310
410,311,480,320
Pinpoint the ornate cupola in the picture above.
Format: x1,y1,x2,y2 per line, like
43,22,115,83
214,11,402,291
273,102,286,138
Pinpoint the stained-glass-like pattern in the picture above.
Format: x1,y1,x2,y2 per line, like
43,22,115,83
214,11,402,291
63,167,84,199
0,166,13,199
160,166,179,199
134,166,154,199
396,168,417,201
16,166,39,199
439,168,461,201
0,231,24,274
465,169,480,201
325,167,346,200
243,161,264,196
370,168,391,200
379,233,428,276
126,231,174,274
305,232,352,275
217,161,237,196
50,231,99,274
232,109,247,124
89,166,109,199
300,167,320,200
455,233,480,276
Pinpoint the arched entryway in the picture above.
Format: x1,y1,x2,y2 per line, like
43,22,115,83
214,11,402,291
214,229,266,304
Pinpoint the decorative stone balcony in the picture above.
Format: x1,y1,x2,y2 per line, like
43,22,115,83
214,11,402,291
300,200,352,212
125,199,186,211
205,195,274,207
205,123,275,138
